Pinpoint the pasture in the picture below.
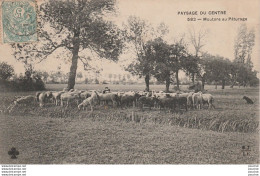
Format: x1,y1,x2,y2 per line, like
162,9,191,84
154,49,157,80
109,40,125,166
0,84,259,164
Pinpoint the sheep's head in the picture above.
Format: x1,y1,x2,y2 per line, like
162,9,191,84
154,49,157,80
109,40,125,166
46,91,53,98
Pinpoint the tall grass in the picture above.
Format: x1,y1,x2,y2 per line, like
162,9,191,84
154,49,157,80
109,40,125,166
4,104,259,133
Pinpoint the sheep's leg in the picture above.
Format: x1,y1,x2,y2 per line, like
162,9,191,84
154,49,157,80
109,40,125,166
192,97,195,109
90,103,93,111
39,100,44,107
211,103,215,109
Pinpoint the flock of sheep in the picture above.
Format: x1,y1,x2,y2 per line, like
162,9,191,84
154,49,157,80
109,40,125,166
6,87,215,113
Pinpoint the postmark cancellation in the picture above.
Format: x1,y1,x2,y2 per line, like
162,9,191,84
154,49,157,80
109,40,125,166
0,0,37,43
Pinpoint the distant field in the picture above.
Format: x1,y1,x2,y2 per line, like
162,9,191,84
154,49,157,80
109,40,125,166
0,84,259,164
45,83,243,91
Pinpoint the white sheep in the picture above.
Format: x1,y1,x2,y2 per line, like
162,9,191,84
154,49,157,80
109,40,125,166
60,92,80,107
38,92,50,107
187,92,194,109
192,91,203,109
7,95,36,113
78,91,99,111
202,93,215,109
52,91,65,106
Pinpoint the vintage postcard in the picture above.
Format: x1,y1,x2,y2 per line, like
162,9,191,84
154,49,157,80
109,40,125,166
0,0,259,170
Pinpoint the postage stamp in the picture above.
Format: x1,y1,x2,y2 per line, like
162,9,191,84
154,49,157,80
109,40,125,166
1,0,37,43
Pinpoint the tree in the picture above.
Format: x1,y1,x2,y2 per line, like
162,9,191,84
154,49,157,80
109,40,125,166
124,16,168,91
126,74,131,80
76,72,83,82
145,38,173,92
118,74,121,81
245,29,255,69
41,71,49,83
188,27,208,83
182,55,200,83
108,73,112,83
113,74,117,83
12,0,123,89
169,39,188,90
234,24,255,68
201,54,231,89
248,70,259,86
0,62,14,80
124,16,153,91
235,64,258,87
232,24,255,87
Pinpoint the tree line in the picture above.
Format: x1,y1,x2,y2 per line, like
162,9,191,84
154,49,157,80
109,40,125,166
124,17,258,92
2,0,257,91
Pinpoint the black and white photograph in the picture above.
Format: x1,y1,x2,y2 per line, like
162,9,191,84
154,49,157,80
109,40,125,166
0,0,259,171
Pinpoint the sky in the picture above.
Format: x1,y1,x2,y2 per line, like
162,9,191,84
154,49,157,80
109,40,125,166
0,0,259,80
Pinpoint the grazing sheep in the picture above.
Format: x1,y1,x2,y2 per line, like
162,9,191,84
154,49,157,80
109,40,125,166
38,91,53,107
52,91,65,106
46,91,53,102
176,96,188,111
192,91,203,109
138,96,158,110
178,93,189,98
152,91,169,98
157,97,177,110
243,96,254,104
8,95,36,113
38,92,49,107
78,91,99,111
120,91,140,108
60,92,81,107
14,95,36,106
136,91,148,97
202,93,215,109
97,92,120,107
79,91,92,100
186,92,194,109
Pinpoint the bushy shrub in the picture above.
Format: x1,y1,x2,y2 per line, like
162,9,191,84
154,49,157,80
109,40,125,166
0,62,14,80
1,74,45,92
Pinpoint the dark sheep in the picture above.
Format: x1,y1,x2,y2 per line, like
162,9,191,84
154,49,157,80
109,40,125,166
120,94,140,107
176,97,188,111
138,96,158,109
157,97,177,110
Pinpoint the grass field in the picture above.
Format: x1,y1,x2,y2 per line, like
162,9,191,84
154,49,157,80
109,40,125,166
0,84,259,164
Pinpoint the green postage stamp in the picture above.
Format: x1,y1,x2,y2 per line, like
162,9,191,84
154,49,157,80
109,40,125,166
1,0,37,43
